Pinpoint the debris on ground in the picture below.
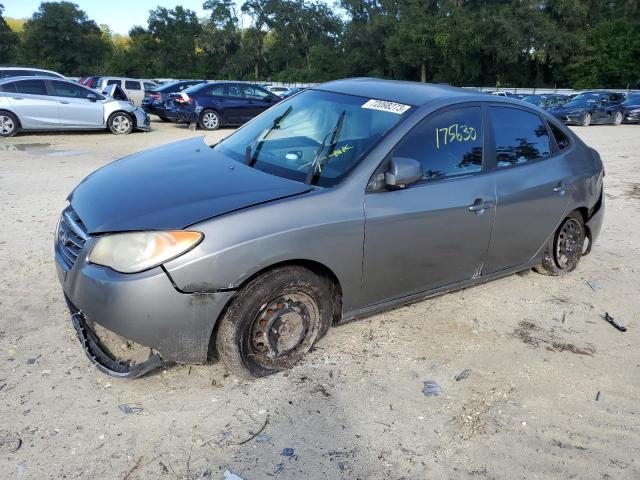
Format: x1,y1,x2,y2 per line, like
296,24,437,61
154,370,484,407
0,431,22,453
514,320,595,355
281,447,295,457
602,312,627,332
587,281,602,291
596,391,601,401
118,404,144,415
223,470,245,480
455,369,471,381
254,434,272,443
422,380,441,396
274,463,285,474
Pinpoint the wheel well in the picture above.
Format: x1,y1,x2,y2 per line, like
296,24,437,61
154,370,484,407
0,109,21,128
207,259,343,360
574,207,588,224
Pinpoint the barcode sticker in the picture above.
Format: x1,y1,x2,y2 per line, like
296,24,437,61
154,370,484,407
361,99,411,114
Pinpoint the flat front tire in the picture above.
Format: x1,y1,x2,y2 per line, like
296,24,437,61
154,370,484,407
535,211,585,276
0,111,19,137
199,109,220,130
108,112,134,135
215,266,332,378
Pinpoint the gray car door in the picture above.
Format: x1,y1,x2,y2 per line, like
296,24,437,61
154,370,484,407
49,80,103,127
482,106,572,273
7,79,59,129
362,105,496,305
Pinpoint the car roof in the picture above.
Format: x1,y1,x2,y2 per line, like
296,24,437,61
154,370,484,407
0,75,78,85
313,78,477,107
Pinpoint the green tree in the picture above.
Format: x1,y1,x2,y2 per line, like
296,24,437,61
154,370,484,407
20,1,110,76
0,3,18,63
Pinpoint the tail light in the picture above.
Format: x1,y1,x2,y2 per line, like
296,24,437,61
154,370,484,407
149,93,161,100
175,92,193,105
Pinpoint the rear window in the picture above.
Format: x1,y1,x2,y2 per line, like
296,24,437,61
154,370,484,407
15,79,48,95
125,80,141,90
489,107,551,167
106,79,122,87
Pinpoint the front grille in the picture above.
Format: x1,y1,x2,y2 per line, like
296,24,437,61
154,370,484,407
57,207,88,268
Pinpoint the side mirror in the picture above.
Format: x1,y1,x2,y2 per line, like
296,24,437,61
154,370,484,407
384,157,423,189
87,93,97,102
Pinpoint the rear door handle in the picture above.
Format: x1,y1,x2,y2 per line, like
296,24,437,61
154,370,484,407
59,100,69,104
468,200,494,213
11,96,24,100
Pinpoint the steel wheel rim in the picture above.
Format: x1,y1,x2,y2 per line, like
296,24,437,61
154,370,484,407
113,115,131,134
555,218,583,269
250,292,319,366
203,112,218,129
0,115,14,134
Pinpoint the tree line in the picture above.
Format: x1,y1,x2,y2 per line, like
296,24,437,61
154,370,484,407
1,1,639,88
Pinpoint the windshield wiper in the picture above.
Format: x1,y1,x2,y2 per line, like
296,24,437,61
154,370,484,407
305,110,346,185
246,106,293,167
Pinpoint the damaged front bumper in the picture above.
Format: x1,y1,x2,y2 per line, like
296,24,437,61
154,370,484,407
55,241,234,378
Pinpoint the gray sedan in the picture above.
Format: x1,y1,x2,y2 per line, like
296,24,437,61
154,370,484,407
55,78,604,378
0,76,150,136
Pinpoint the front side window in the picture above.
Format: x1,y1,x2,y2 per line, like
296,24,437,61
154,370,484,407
243,86,270,99
125,80,141,90
0,82,17,92
214,89,411,187
15,80,48,95
392,106,483,180
490,107,551,167
51,80,92,98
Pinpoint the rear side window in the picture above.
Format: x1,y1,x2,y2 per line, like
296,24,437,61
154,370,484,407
125,80,141,90
107,79,122,87
15,80,48,95
393,106,483,180
205,85,225,96
228,85,241,97
489,107,551,167
549,123,570,150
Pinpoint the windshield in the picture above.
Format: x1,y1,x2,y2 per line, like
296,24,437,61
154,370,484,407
214,89,412,187
622,95,640,106
522,95,542,105
564,93,600,108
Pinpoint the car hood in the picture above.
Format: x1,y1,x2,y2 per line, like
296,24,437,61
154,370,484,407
69,137,313,234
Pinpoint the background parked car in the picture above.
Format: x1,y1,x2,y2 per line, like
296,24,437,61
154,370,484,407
80,76,102,89
174,82,280,130
551,91,625,126
621,93,640,123
142,79,206,122
265,85,292,97
521,94,569,110
95,77,158,106
0,66,66,79
0,76,150,137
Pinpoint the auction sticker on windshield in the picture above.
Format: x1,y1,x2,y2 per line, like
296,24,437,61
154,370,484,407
361,99,411,114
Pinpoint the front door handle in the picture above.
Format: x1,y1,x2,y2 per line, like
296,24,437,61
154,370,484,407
11,96,24,100
468,199,494,214
59,100,69,104
553,183,572,195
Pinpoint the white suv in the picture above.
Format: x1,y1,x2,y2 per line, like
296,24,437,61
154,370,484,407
95,77,158,106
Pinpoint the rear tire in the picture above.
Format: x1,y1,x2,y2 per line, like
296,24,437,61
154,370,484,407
159,116,171,122
215,266,332,378
581,113,591,127
534,211,585,276
199,109,220,131
108,112,134,135
0,111,19,137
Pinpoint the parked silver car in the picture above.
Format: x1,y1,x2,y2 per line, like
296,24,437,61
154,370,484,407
55,78,604,379
0,76,150,136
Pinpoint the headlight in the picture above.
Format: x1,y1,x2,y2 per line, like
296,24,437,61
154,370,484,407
89,231,203,273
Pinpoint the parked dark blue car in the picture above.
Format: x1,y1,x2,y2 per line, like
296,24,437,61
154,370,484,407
621,93,640,124
142,80,205,122
521,94,569,110
551,91,625,126
174,82,280,130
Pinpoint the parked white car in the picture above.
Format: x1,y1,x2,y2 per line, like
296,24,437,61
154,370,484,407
0,66,66,79
265,85,292,97
0,76,150,136
94,77,158,106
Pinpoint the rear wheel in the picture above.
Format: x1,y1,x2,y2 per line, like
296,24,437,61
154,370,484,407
0,111,19,137
535,211,585,276
108,112,134,135
611,111,623,126
215,266,332,377
581,113,591,127
199,109,220,131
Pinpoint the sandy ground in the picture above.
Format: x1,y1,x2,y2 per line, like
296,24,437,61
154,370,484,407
0,120,639,480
